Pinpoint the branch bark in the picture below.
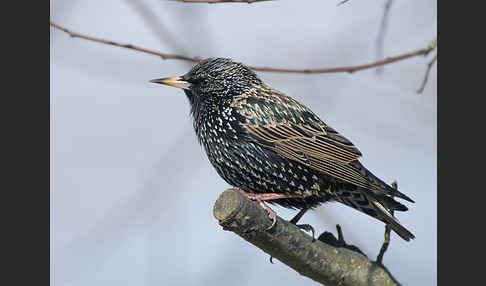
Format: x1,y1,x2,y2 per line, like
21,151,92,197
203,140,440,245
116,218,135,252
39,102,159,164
213,188,399,286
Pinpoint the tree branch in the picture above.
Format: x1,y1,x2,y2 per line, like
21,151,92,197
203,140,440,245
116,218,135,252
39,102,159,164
213,188,399,286
375,0,394,74
416,53,437,94
376,181,397,265
169,0,272,3
50,22,436,75
49,22,202,62
126,0,191,57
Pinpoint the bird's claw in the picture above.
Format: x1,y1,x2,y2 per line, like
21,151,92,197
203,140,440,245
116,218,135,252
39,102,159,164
265,210,277,230
297,223,316,242
240,189,278,231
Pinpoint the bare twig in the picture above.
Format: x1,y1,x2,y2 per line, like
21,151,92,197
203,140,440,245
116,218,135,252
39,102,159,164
416,53,437,94
169,0,272,3
50,22,437,76
126,0,190,56
376,181,398,265
214,188,399,286
376,222,392,265
49,21,202,62
249,48,434,73
376,0,394,74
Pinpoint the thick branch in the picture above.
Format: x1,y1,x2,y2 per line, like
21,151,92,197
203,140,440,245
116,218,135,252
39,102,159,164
50,22,436,75
213,188,399,286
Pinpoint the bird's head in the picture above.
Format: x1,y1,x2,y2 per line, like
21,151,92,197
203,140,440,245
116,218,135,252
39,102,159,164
150,58,262,106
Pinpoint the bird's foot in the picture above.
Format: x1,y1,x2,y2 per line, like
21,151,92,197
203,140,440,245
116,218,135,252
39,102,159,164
252,196,277,230
260,202,277,230
289,208,316,242
296,224,316,242
235,188,303,231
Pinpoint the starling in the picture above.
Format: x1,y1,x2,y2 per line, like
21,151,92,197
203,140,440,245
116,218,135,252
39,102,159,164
150,58,415,241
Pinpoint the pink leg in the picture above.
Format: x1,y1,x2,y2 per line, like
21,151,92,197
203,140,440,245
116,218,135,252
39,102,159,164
235,188,307,230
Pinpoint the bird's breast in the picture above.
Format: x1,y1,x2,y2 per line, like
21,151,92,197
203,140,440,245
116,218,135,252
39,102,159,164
191,97,333,209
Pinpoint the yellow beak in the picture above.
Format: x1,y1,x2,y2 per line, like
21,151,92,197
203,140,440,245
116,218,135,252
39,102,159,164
150,76,192,90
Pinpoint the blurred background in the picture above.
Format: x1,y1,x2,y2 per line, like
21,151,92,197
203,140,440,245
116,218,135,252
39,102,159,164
50,0,436,285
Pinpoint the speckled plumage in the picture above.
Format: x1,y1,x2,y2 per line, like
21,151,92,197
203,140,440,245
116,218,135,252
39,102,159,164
151,58,415,241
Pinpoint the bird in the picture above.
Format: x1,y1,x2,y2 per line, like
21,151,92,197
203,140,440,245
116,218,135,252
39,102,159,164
150,57,415,241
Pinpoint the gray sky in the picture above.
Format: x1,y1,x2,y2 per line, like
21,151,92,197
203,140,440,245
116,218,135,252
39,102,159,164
50,0,437,285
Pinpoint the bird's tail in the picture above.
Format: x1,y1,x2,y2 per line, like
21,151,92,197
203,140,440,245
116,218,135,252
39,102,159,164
334,188,415,241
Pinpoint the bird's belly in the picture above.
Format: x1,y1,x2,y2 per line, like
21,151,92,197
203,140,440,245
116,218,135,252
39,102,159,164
204,139,331,209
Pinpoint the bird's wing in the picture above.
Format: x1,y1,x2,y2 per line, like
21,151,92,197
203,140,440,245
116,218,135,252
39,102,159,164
244,122,384,190
246,120,361,164
233,90,384,192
